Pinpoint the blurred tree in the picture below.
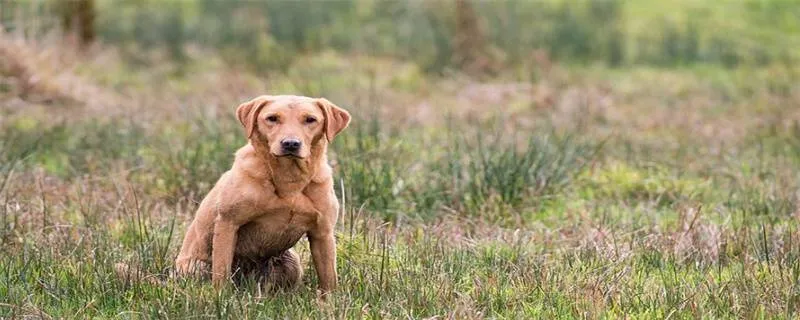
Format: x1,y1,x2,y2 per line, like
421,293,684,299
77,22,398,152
661,21,681,66
452,0,496,76
0,1,6,27
59,0,95,47
607,27,625,67
163,4,186,62
683,15,700,64
591,0,625,67
550,3,591,63
422,2,454,74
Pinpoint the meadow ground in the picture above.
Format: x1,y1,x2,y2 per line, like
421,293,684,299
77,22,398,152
2,35,800,319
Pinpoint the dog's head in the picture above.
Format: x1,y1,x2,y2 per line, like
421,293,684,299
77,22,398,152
236,95,351,159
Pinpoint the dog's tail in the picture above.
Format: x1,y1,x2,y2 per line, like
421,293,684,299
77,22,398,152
261,248,304,291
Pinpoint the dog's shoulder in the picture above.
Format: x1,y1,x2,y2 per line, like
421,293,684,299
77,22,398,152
310,159,333,184
231,144,271,180
206,145,277,210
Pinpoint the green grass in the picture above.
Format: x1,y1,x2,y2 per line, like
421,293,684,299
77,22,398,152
2,201,799,318
3,96,800,318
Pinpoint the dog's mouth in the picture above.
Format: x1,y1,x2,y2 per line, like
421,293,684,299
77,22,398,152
272,152,305,159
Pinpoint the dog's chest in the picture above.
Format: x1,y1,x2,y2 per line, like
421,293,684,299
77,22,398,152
234,207,317,258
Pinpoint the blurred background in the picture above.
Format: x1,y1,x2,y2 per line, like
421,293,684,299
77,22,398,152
4,0,800,74
2,1,800,317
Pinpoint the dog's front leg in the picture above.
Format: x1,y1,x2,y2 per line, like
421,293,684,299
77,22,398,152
308,228,337,296
175,190,219,277
211,217,239,288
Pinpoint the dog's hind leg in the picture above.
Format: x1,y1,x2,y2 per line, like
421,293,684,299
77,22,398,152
260,248,303,292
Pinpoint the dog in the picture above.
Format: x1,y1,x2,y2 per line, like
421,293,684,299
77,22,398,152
174,95,350,296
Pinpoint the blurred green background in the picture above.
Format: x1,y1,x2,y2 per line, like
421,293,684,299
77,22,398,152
4,0,799,74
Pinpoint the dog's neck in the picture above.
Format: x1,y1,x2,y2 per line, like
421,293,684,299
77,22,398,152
246,138,328,198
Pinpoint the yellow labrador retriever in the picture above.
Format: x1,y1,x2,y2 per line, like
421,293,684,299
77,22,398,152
174,95,350,296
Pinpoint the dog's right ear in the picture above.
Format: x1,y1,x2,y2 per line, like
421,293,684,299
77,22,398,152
236,96,275,139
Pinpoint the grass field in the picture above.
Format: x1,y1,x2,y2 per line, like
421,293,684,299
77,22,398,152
2,4,800,319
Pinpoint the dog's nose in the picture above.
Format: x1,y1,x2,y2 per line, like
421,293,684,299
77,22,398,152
281,138,302,153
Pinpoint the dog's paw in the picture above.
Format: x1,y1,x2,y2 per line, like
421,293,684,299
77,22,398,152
175,258,210,277
316,289,335,305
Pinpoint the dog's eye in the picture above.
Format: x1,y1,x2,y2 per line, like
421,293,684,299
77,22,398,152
266,115,279,123
305,117,317,124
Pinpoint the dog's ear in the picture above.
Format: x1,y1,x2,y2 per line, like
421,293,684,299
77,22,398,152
316,98,351,141
236,96,274,139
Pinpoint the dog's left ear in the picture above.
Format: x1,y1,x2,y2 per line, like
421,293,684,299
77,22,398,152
317,98,351,141
236,95,275,139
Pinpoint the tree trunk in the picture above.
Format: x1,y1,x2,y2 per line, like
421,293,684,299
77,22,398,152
60,0,95,47
452,0,494,76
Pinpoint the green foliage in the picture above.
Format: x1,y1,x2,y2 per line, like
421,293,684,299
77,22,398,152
333,116,412,218
423,130,601,218
0,118,42,172
582,162,711,207
0,118,147,178
332,118,602,222
140,117,241,200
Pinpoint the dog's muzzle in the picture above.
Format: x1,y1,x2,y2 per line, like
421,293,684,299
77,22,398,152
280,138,302,156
